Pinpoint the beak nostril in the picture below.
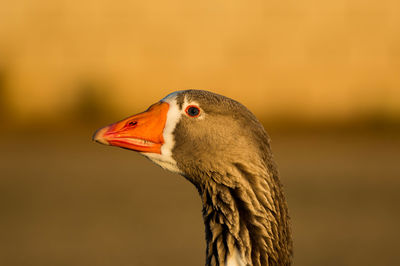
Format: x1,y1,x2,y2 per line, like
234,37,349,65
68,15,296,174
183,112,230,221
128,121,138,127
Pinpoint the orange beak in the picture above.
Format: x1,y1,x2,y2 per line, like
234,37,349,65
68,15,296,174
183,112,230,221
92,102,169,154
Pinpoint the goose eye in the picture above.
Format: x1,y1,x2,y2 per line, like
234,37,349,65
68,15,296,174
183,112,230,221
185,105,200,117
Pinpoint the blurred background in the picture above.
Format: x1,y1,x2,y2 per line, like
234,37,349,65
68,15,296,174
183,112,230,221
1,1,399,265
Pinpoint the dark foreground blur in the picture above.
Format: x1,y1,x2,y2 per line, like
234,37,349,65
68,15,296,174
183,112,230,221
1,129,399,266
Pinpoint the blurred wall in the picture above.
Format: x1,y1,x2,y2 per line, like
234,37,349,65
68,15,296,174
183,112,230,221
0,0,399,123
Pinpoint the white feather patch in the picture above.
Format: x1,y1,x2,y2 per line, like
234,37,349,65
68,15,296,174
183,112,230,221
142,92,182,174
226,248,245,266
143,91,206,174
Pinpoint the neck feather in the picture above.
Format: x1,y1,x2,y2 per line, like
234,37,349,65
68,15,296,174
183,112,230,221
197,162,292,266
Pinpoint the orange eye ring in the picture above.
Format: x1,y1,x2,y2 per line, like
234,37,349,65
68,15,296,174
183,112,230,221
185,105,201,117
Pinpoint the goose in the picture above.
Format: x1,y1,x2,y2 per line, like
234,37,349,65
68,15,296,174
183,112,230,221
93,90,292,266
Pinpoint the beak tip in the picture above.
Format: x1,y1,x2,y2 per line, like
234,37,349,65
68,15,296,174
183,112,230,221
92,126,110,145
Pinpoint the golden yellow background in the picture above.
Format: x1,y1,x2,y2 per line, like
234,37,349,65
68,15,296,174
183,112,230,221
1,0,399,122
0,1,399,266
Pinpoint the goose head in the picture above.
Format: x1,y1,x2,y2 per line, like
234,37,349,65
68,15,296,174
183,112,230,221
93,90,292,266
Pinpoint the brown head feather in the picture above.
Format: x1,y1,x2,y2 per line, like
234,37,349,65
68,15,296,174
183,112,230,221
171,90,292,265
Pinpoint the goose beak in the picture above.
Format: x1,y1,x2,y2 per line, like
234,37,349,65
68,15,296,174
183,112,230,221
93,102,169,154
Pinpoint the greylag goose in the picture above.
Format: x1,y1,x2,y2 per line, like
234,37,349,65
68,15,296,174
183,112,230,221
93,90,292,266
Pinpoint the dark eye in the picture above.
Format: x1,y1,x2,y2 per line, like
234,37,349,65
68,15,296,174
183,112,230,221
185,105,200,117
